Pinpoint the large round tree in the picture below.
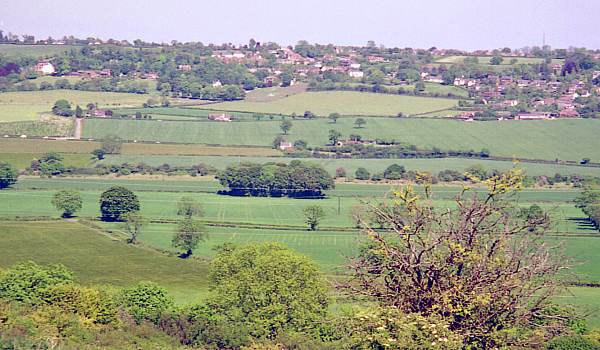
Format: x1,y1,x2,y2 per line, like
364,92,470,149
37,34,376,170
0,162,18,189
99,186,140,221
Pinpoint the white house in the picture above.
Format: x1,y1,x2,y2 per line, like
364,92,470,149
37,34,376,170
348,71,364,79
279,140,293,151
34,60,55,75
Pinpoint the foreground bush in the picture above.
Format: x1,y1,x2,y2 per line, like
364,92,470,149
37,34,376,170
207,243,329,339
120,281,174,324
0,261,73,303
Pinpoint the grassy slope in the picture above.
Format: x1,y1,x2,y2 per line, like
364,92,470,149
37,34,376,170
83,117,600,161
194,91,458,116
0,221,208,303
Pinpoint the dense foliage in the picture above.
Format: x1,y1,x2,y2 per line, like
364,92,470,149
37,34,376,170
217,160,334,198
575,184,600,231
29,152,66,177
206,243,329,339
51,189,83,217
0,162,18,189
99,186,140,221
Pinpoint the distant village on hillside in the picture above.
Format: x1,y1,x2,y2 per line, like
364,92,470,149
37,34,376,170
2,30,600,121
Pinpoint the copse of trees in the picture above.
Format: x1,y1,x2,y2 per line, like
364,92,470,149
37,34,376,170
217,161,334,198
0,162,18,189
51,99,73,116
29,152,66,177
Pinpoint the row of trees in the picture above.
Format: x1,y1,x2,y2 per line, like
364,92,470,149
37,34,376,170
575,184,600,231
0,162,18,189
217,161,334,198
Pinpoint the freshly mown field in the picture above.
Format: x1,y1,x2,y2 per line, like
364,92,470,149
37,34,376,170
192,91,458,116
244,84,308,102
83,117,600,161
102,222,358,273
100,154,600,177
0,90,166,122
0,138,281,158
0,221,208,303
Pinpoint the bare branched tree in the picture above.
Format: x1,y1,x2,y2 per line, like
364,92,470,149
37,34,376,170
341,168,571,347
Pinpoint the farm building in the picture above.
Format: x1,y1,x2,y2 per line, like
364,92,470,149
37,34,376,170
92,109,110,117
515,112,554,120
278,140,293,151
559,109,580,118
34,60,55,75
208,113,233,122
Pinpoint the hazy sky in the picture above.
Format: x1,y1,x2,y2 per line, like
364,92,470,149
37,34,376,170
2,0,597,50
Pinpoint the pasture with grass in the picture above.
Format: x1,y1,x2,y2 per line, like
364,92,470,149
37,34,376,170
83,117,600,161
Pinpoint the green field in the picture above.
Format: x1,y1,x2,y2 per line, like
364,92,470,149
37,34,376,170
83,117,600,162
0,138,281,158
8,177,585,202
193,91,458,116
0,221,208,303
0,90,165,122
99,154,600,177
244,84,308,102
0,183,590,234
102,222,358,273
